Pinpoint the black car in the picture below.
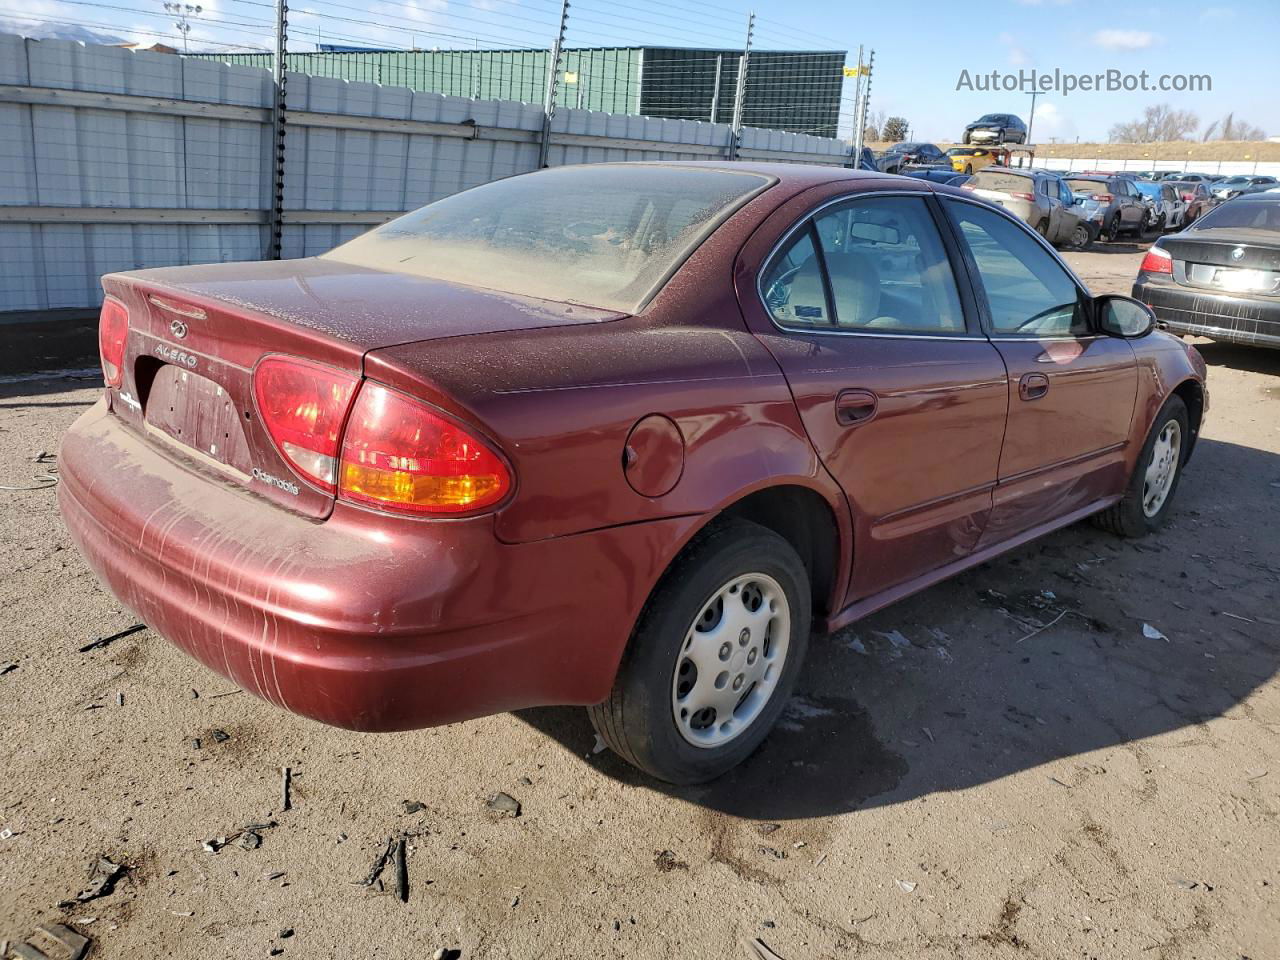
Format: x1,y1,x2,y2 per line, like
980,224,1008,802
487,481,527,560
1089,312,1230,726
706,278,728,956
906,169,972,186
881,141,947,172
1133,193,1280,349
962,113,1028,145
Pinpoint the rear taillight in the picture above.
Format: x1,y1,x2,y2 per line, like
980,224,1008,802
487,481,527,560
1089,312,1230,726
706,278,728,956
1010,192,1035,201
1181,193,1195,202
1140,246,1173,275
253,357,358,492
338,382,511,516
1091,193,1114,203
99,298,129,387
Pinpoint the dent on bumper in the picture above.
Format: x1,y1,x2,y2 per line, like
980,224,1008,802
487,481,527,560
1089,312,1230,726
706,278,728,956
59,401,697,731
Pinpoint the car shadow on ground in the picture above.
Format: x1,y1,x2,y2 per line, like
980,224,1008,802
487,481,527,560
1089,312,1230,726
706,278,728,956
1192,340,1280,376
518,436,1280,821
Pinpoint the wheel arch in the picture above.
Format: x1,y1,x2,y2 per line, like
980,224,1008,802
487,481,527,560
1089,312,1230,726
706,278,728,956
716,484,844,620
1171,377,1205,463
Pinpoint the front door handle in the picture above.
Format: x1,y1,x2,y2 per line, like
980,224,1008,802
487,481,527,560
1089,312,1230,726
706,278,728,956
1018,372,1050,401
835,389,878,426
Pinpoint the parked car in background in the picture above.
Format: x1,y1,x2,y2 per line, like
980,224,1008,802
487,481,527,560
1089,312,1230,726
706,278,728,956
1134,192,1280,349
1166,181,1216,225
59,161,1207,783
881,142,949,170
945,146,999,175
1134,180,1187,231
906,169,972,186
1065,174,1150,240
855,146,879,172
961,113,1028,144
963,167,1092,248
1210,175,1278,200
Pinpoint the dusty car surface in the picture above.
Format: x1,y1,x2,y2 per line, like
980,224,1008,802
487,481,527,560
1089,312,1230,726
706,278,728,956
963,167,1090,248
60,162,1207,784
1134,192,1280,349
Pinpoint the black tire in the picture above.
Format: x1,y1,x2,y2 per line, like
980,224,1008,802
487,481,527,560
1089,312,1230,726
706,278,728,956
1069,221,1091,250
1092,395,1189,538
588,518,812,784
1103,215,1120,242
962,131,971,145
1154,213,1167,232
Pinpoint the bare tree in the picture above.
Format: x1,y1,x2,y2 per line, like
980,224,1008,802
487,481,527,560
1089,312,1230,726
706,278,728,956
1202,112,1268,141
863,109,886,142
881,116,909,143
1108,104,1199,143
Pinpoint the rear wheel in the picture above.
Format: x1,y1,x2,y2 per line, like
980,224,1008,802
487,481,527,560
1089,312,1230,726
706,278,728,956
1069,221,1091,250
1035,219,1049,238
1103,215,1120,242
962,131,971,145
1092,396,1189,538
589,519,811,784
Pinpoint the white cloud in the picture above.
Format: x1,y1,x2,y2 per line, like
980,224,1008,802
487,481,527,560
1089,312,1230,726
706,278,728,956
1028,101,1077,142
1091,29,1160,50
997,31,1031,66
1199,6,1236,21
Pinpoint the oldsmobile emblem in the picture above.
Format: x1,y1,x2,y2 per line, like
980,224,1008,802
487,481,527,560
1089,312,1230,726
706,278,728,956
170,318,189,339
1231,246,1245,261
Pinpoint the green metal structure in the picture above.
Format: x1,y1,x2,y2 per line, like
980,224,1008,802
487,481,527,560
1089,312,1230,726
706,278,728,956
187,46,846,137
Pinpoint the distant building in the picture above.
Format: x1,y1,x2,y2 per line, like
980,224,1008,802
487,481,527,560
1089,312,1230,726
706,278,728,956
186,45,846,137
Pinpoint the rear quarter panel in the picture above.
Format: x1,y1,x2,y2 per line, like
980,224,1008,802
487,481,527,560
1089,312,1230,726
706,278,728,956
365,175,854,593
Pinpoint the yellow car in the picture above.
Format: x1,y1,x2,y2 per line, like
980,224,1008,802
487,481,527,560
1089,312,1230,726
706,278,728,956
947,147,999,175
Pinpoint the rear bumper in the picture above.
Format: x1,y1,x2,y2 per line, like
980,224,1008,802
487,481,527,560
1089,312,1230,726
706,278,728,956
58,401,697,731
1133,277,1280,349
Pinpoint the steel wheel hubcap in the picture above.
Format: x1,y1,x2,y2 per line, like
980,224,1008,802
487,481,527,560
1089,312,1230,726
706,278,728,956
671,573,791,748
1142,419,1182,517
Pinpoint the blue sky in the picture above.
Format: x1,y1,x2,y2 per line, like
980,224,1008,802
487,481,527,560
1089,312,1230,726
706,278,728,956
3,0,1276,142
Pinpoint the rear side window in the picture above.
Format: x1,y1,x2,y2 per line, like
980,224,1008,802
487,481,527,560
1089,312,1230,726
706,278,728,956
324,165,771,313
945,200,1088,337
762,196,965,335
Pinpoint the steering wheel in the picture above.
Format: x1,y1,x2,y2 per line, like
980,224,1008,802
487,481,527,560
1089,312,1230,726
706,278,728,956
764,263,804,313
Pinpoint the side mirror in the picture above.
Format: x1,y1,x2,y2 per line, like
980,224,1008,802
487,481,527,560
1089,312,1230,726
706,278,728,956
1096,295,1155,338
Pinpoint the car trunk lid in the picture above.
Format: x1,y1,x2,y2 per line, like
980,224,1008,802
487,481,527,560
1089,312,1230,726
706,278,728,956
1161,232,1280,297
103,259,622,519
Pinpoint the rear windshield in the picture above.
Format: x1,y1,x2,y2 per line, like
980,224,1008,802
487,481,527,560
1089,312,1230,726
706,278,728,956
324,165,771,312
1066,179,1106,193
1134,182,1161,197
1190,201,1280,232
969,170,1033,192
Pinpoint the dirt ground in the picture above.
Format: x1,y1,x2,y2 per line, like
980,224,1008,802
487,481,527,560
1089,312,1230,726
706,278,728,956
1,244,1277,960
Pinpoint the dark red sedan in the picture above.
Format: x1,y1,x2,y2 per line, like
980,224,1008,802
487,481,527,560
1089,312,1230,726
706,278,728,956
60,163,1207,783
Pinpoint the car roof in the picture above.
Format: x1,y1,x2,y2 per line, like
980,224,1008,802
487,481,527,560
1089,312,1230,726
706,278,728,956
1229,191,1280,204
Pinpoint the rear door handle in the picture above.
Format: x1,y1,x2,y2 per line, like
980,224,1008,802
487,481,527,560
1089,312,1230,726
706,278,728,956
835,389,878,426
1018,372,1050,401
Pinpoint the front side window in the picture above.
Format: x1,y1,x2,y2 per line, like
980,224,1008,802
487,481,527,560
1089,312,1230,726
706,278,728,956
762,196,965,335
945,200,1088,338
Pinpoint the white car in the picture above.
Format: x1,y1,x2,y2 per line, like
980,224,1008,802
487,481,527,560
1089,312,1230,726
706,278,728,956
1135,181,1187,231
1211,175,1278,199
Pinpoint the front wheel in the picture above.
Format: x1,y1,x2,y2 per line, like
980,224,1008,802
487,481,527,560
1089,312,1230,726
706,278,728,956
1092,395,1189,537
589,519,811,784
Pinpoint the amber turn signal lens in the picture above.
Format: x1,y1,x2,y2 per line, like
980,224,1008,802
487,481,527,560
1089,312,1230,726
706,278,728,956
338,382,511,515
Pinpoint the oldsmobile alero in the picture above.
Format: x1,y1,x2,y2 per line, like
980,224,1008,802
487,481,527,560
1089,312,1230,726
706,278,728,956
59,162,1207,783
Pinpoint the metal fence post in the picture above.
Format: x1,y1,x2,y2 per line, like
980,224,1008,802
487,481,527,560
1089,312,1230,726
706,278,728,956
727,11,754,161
845,45,863,167
267,0,288,260
538,0,571,169
852,48,874,162
709,53,722,123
